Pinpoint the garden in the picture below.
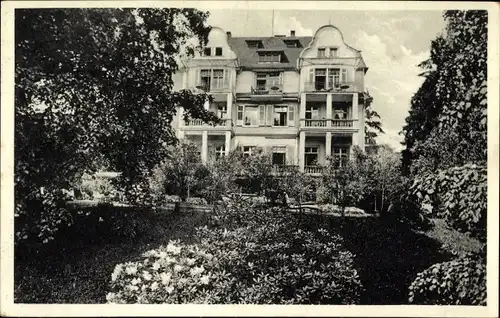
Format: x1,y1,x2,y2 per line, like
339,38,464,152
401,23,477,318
14,9,488,305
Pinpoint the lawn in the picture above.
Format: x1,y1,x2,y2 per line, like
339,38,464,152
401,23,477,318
14,208,484,304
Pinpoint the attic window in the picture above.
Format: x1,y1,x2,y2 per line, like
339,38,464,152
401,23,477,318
215,47,223,56
259,53,281,63
283,39,301,48
246,40,263,48
203,47,212,56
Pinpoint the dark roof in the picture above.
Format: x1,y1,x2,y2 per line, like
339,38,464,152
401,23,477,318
228,36,312,71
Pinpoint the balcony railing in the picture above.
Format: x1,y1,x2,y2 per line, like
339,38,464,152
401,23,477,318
272,164,299,175
303,119,328,127
185,118,233,127
331,119,356,127
251,83,283,95
300,119,357,129
304,81,356,93
304,165,324,175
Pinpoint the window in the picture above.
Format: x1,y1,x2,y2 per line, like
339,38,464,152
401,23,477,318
333,146,349,168
198,69,228,91
215,145,225,160
259,53,281,63
237,105,244,121
333,104,348,120
317,48,326,58
212,69,224,89
217,104,227,119
243,146,255,157
244,106,259,126
273,106,288,126
328,69,340,88
305,104,319,120
203,47,211,56
256,73,267,91
200,69,211,90
283,40,301,48
272,147,287,165
215,47,223,56
246,40,262,48
256,72,282,91
315,69,326,90
305,147,318,166
329,47,338,57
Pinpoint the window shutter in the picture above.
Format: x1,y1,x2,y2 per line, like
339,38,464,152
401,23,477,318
267,105,274,126
195,69,201,87
288,105,295,126
341,69,348,83
279,72,283,85
224,69,229,88
308,69,314,84
259,105,266,126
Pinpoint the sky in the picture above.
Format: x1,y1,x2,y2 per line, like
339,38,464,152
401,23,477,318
206,10,446,150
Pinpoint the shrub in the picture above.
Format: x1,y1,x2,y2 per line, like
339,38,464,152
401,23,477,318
107,210,363,304
411,164,486,240
408,253,486,305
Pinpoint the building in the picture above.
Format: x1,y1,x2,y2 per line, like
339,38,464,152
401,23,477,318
172,25,368,175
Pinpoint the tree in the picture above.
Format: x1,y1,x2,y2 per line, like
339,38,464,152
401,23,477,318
401,10,487,175
201,150,243,204
321,147,367,218
364,91,384,145
150,142,209,202
278,167,312,213
15,8,218,244
367,145,402,213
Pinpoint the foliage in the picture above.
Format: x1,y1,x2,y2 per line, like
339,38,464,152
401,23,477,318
402,10,487,173
275,167,313,209
410,164,486,240
321,147,368,216
408,253,486,305
15,8,216,244
200,151,243,204
107,207,363,304
364,145,404,214
363,91,384,145
148,141,210,203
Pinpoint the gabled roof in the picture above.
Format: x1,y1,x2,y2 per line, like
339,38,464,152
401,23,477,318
228,36,312,70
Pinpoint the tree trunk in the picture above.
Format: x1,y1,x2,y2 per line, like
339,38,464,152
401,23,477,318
381,186,385,213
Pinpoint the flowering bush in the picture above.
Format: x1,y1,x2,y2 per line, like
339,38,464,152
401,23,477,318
408,253,486,305
107,211,362,304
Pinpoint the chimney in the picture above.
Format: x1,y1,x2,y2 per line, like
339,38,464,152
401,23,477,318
290,30,295,37
226,31,232,38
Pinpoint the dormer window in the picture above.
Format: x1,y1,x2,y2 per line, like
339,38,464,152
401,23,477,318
317,48,326,58
283,39,301,48
215,47,223,56
258,52,281,63
203,47,212,56
246,40,263,48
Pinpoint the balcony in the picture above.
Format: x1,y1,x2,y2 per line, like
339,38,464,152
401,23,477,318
304,165,324,175
300,119,358,131
182,118,234,133
192,82,231,93
304,81,358,93
251,83,283,95
271,164,299,175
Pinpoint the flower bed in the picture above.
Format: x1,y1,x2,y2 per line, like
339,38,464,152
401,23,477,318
107,209,363,304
